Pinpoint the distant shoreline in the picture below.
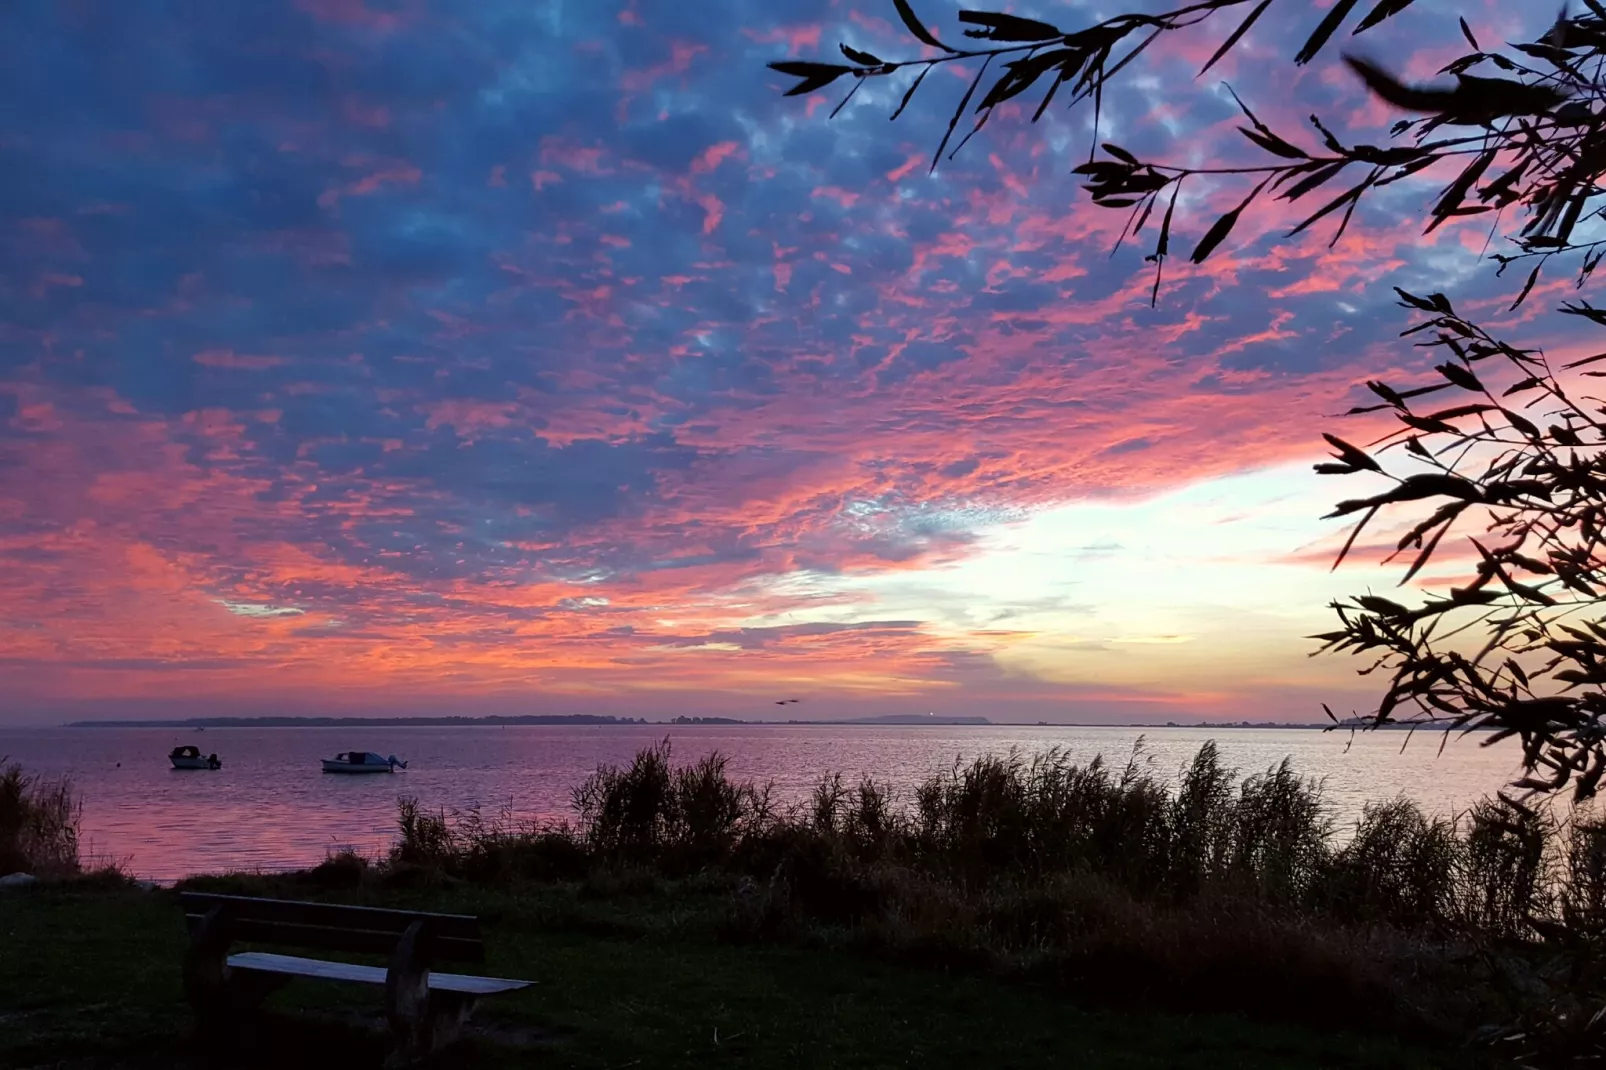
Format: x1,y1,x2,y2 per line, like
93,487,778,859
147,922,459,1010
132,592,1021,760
62,715,651,729
57,715,1460,730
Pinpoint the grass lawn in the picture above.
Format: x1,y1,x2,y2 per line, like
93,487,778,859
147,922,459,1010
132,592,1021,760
0,881,1486,1069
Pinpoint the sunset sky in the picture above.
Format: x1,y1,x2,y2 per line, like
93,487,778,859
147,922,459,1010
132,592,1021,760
0,0,1586,725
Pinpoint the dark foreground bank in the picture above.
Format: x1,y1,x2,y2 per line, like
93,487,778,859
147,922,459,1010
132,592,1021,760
6,740,1603,1066
1,877,1479,1070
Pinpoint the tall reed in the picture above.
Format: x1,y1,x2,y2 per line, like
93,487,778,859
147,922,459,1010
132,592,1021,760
390,740,1606,943
564,740,776,870
373,741,1606,1056
0,759,83,877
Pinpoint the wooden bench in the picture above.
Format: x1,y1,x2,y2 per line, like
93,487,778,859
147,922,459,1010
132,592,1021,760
178,892,533,1064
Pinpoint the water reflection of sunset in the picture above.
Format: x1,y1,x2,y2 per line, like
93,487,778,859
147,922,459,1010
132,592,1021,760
0,726,1527,881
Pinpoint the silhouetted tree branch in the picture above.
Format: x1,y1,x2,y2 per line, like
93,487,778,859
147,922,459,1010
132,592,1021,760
1313,291,1606,802
765,4,1606,806
770,2,1606,307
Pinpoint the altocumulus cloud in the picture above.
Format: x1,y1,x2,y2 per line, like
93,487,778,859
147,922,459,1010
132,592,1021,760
0,0,1586,722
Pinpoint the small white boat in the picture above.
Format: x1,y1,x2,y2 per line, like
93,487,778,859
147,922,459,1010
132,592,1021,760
170,745,221,770
321,751,406,774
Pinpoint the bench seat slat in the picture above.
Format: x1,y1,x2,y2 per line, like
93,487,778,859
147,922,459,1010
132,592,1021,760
186,914,485,963
178,892,481,941
228,952,533,995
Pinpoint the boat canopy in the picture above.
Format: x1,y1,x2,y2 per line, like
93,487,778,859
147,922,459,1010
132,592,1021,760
170,745,201,759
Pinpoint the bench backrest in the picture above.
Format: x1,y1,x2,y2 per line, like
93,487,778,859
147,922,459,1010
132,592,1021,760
178,892,485,964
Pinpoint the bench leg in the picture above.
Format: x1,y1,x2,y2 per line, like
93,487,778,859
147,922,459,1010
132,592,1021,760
185,904,285,1038
384,919,441,1066
426,990,479,1051
183,904,233,1020
384,990,480,1066
381,921,495,1065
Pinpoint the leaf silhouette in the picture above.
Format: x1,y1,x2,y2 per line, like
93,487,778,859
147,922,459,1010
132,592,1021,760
890,66,931,121
932,55,992,172
1288,175,1372,240
977,49,1076,113
1280,160,1350,202
1239,126,1307,159
1354,0,1418,36
1201,0,1275,76
1191,182,1265,263
1331,503,1381,569
892,0,957,53
1426,148,1497,232
958,10,1063,42
1148,183,1180,307
1322,432,1383,472
1393,288,1438,312
1510,263,1542,311
840,44,884,67
1436,362,1483,392
1296,0,1364,65
769,62,853,97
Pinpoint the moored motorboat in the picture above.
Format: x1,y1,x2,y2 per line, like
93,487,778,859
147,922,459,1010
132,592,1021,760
170,745,221,770
321,751,406,774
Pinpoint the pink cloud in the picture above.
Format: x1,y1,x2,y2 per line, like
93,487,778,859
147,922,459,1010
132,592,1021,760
193,350,288,370
294,0,417,32
690,141,741,175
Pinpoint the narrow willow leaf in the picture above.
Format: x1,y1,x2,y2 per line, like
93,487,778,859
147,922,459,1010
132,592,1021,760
890,65,931,121
1333,503,1383,570
841,44,883,66
932,56,991,172
1239,126,1308,159
1355,0,1419,36
1296,0,1365,65
1201,0,1276,76
1191,181,1266,263
957,10,1063,42
1288,178,1370,238
1149,182,1180,307
893,0,957,53
1281,159,1350,201
1510,263,1542,310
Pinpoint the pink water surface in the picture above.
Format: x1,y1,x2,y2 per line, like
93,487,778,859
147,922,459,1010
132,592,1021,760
0,724,1527,881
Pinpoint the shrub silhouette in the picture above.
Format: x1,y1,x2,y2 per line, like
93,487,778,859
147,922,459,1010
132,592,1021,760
0,759,82,878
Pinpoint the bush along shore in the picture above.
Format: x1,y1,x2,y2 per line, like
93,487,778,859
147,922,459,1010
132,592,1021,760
9,741,1606,1067
204,739,1599,1065
1,756,88,880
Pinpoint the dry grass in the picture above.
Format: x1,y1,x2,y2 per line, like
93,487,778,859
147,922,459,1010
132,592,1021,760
0,757,84,878
373,740,1606,1057
385,740,1601,938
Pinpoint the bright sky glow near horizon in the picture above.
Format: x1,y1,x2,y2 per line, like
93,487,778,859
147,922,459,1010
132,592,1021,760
0,0,1590,725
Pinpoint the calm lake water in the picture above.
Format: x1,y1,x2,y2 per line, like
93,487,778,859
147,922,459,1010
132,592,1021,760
0,724,1529,882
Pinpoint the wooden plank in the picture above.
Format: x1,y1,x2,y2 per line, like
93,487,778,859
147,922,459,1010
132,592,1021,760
185,914,485,963
229,952,535,995
177,893,481,941
426,971,533,996
229,951,387,985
